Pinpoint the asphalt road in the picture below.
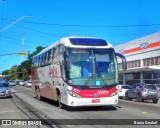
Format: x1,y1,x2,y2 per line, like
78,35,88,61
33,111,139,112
0,85,160,128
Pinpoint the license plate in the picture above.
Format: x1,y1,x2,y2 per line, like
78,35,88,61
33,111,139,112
92,99,100,103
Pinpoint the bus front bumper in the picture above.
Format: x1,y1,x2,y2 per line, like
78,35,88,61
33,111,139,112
67,94,118,107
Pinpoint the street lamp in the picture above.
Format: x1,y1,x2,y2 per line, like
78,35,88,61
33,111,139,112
0,52,27,56
0,16,34,33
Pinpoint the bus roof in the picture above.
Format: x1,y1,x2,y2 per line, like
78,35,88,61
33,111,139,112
34,37,113,57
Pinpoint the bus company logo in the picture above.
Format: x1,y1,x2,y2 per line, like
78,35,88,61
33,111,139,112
93,93,98,97
48,67,57,77
140,42,148,49
97,90,109,95
119,49,125,54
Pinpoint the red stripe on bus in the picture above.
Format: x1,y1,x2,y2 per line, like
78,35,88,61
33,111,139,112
71,86,117,98
123,41,160,54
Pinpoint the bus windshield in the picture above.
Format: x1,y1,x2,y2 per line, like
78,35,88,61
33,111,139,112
66,48,118,89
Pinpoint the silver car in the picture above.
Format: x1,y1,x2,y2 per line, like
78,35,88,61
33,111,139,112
8,80,16,86
0,81,11,98
155,84,160,98
25,81,32,87
125,83,159,104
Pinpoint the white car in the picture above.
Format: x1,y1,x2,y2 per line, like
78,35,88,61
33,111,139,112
118,85,131,99
19,81,25,86
8,80,16,86
25,81,32,87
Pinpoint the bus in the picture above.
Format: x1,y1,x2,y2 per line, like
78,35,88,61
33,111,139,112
31,37,127,108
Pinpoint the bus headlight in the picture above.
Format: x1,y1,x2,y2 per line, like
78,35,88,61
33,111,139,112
109,90,118,97
67,90,81,99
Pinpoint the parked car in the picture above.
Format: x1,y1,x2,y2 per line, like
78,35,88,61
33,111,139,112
118,85,131,99
155,84,160,98
125,83,159,104
0,81,11,98
8,80,16,86
25,81,32,87
18,81,25,86
15,80,20,85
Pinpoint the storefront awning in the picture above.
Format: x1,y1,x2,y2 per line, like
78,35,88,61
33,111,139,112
119,66,160,73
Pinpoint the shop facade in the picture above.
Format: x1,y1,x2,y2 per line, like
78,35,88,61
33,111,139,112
114,32,160,85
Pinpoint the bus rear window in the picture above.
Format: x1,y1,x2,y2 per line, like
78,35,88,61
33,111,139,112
69,38,108,46
146,85,157,90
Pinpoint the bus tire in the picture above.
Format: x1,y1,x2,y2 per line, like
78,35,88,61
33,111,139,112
36,87,41,100
153,99,158,104
56,89,64,109
125,93,130,100
57,94,64,109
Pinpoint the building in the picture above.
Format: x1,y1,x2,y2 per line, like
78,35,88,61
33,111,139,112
0,74,5,81
114,32,160,85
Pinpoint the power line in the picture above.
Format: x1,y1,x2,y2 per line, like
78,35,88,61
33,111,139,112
2,19,64,37
0,34,46,46
3,19,159,38
2,18,159,39
1,18,160,28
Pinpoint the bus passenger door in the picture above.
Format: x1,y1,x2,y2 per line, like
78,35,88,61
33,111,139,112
59,45,67,104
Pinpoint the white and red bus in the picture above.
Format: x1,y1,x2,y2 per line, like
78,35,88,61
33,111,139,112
31,37,127,108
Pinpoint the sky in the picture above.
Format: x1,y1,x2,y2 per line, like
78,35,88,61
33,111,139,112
0,0,160,73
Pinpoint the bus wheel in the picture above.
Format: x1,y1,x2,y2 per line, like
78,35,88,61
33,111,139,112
36,88,41,100
125,93,130,100
57,94,63,109
153,99,158,104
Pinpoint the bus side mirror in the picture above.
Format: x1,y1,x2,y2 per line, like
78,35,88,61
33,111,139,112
116,53,127,70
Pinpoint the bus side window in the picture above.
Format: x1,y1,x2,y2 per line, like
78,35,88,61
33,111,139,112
39,54,41,67
31,57,34,68
43,53,46,66
40,54,44,67
35,56,38,67
38,55,40,67
48,49,52,65
53,45,60,62
34,57,36,68
33,57,35,67
51,48,55,63
44,51,48,66
41,54,43,67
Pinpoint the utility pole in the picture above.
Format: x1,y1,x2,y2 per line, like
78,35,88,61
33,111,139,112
21,32,25,62
22,32,25,52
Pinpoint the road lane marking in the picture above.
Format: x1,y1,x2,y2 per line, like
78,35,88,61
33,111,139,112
142,112,148,114
17,85,32,90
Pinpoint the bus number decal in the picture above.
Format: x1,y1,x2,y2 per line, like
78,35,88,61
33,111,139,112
48,67,58,77
72,88,80,94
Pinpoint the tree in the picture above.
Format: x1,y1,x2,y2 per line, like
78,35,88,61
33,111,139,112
3,65,19,80
2,46,44,80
